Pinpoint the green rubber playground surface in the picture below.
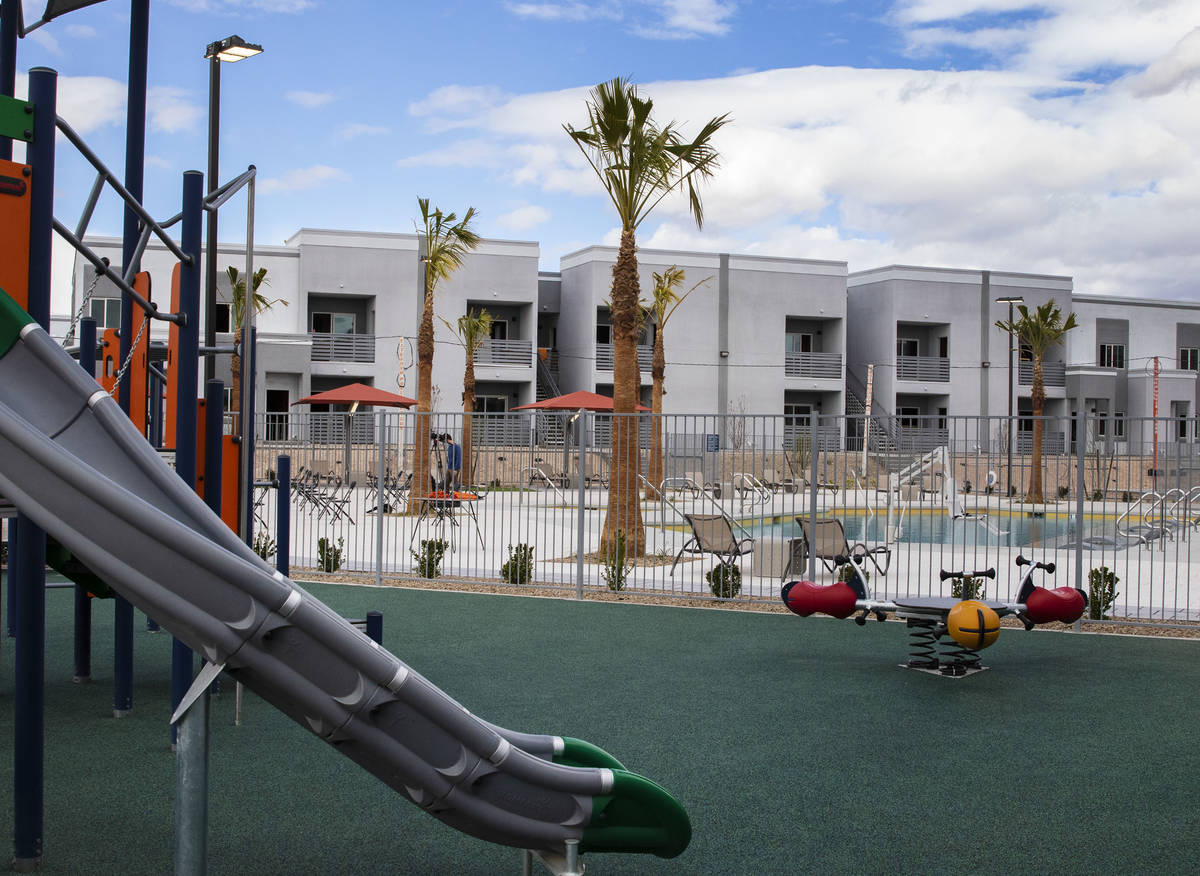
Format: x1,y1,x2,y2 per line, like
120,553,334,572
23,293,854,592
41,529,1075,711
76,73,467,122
2,579,1198,874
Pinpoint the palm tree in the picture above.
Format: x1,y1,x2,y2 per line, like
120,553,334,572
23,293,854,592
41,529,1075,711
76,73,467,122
565,77,729,554
995,299,1077,503
225,266,285,414
442,307,493,486
643,265,708,493
408,198,480,511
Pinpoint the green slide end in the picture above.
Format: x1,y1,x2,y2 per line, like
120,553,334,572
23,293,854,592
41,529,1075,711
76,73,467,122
46,539,113,598
554,737,627,771
0,286,35,358
582,769,692,859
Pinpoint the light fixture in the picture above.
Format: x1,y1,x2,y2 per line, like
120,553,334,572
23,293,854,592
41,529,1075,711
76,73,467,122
205,35,263,63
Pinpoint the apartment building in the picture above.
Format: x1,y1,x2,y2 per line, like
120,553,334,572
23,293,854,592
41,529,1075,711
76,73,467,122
847,266,1074,452
72,229,541,441
554,245,847,448
68,233,1199,455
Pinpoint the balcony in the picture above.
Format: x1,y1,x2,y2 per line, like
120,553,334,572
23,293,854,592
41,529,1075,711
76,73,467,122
896,355,950,382
1018,361,1066,387
310,332,375,364
784,351,842,380
596,343,653,371
473,338,532,366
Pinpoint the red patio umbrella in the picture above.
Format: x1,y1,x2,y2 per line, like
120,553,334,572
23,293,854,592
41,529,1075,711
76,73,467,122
513,390,649,412
293,382,417,412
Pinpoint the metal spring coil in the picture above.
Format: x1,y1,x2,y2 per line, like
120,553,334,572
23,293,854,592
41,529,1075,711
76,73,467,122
938,639,982,676
906,619,941,669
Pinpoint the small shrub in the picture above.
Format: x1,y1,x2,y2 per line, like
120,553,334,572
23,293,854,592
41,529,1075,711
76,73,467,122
1090,489,1104,502
601,530,632,592
706,563,742,599
317,536,344,573
1088,566,1119,620
253,531,277,562
985,484,995,495
500,543,535,585
950,575,985,600
412,538,448,579
1120,490,1133,503
962,480,972,494
1057,485,1069,499
837,563,870,586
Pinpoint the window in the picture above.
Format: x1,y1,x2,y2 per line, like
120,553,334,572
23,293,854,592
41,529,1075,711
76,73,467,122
1114,412,1125,439
1180,348,1199,371
490,320,508,341
786,333,813,354
898,406,921,429
475,395,508,413
784,402,813,431
896,338,919,357
937,407,948,430
1098,343,1125,369
88,297,122,330
937,336,949,359
1019,343,1033,361
311,312,356,334
596,323,612,344
215,302,231,333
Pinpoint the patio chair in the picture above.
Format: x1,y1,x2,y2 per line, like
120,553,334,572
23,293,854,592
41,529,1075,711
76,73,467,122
669,513,754,577
786,516,890,579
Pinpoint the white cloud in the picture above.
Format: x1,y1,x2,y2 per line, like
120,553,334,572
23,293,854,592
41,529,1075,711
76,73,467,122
27,30,60,55
286,90,334,109
404,45,1200,295
891,1,1200,79
337,122,389,141
259,165,350,195
505,1,620,22
505,0,736,39
497,204,552,232
148,87,202,133
65,24,99,38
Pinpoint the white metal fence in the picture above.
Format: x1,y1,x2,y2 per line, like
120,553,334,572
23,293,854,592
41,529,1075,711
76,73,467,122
247,411,1200,627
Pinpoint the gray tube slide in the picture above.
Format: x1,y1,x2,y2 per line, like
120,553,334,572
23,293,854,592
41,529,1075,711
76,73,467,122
0,291,690,865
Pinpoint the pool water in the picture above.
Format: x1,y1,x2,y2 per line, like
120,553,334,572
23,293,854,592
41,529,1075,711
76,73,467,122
752,512,1088,548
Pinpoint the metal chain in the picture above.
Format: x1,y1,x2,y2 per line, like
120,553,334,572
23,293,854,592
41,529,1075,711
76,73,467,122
108,315,149,398
62,266,106,347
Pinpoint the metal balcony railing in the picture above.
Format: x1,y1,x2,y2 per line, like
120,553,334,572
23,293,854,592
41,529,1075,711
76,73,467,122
470,417,531,446
784,351,842,379
595,343,653,371
310,332,375,363
896,355,950,382
1018,361,1066,386
473,338,533,366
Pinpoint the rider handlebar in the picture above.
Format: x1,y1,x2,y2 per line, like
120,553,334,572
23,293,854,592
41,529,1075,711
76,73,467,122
1016,554,1055,573
939,567,996,581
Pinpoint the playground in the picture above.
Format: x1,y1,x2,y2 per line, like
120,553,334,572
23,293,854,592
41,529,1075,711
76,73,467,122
2,578,1197,874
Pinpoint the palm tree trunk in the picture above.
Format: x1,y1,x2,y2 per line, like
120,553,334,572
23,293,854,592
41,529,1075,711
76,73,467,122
646,332,665,495
1028,359,1046,503
462,358,476,485
407,286,436,513
603,227,645,555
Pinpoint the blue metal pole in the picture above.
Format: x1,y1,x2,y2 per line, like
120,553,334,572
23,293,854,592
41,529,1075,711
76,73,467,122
14,64,57,871
0,0,17,161
112,0,151,719
275,454,290,578
170,170,203,745
73,317,97,683
204,380,224,515
365,611,383,646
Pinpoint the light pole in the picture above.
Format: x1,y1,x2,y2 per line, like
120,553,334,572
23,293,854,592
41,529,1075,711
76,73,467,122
204,34,262,382
997,295,1024,497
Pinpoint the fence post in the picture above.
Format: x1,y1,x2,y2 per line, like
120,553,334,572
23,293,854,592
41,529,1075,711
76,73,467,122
575,411,589,599
1074,409,1085,629
365,610,383,645
276,454,290,579
808,410,819,580
375,412,385,589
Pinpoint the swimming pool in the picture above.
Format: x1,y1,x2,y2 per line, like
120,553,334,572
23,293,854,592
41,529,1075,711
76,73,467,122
749,511,1092,548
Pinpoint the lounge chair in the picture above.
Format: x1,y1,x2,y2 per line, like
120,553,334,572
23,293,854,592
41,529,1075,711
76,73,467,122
669,513,754,577
782,516,890,580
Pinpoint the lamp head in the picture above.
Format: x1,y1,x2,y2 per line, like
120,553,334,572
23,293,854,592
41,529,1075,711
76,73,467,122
205,35,264,63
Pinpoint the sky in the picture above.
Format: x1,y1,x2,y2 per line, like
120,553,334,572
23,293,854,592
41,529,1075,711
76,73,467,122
9,0,1200,306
